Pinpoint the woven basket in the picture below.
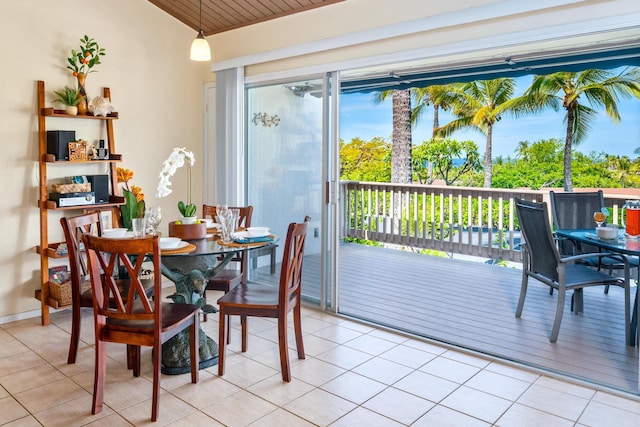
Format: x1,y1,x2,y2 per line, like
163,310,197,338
49,281,72,306
51,183,91,194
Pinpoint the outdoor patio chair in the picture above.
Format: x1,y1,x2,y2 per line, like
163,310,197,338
549,190,639,294
217,216,310,382
514,198,631,343
83,234,199,422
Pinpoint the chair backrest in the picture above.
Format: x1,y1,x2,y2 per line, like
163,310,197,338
549,190,605,230
60,212,102,290
549,190,604,255
83,234,161,326
515,198,560,282
278,219,309,313
202,205,253,229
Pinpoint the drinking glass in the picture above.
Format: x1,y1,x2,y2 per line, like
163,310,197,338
216,214,235,243
132,218,146,238
145,207,162,235
593,211,606,227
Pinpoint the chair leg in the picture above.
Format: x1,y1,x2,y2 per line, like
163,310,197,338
151,341,160,422
241,315,248,352
270,248,276,274
202,290,208,322
293,303,305,360
278,315,291,382
67,303,81,364
573,289,584,314
130,345,141,377
190,315,200,384
515,273,528,317
550,289,566,343
218,308,226,377
92,340,107,415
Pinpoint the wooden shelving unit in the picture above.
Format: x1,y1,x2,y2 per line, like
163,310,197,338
36,80,123,324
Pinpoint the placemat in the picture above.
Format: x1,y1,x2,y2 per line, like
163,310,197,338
160,243,196,254
218,235,275,248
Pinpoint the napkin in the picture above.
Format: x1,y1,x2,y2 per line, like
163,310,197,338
233,235,274,244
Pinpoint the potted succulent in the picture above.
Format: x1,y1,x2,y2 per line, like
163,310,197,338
52,86,84,116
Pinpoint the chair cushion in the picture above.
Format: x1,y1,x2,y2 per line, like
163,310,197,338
106,302,199,333
207,270,242,292
217,283,278,308
564,264,625,289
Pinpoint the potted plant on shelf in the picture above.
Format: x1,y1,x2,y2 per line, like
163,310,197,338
52,86,83,116
66,35,106,115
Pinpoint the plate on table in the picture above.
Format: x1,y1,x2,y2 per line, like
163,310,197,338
160,240,188,250
585,232,620,242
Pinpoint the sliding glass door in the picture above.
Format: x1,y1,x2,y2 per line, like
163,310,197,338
245,77,333,306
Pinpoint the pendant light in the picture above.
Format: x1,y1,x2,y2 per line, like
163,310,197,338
190,0,211,61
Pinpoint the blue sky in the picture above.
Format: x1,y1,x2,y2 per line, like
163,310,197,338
339,75,640,159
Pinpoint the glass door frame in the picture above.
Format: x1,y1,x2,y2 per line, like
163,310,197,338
241,72,340,312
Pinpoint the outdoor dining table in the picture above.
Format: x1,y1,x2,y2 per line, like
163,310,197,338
555,229,639,348
157,233,277,374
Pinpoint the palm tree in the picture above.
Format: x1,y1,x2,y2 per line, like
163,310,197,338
605,154,636,188
412,84,457,135
519,67,640,191
412,85,456,182
434,78,518,187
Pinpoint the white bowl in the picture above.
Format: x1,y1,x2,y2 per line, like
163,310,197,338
246,227,270,237
160,237,182,249
103,228,128,238
596,226,618,240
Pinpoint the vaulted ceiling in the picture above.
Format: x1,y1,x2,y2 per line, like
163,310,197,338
148,0,344,35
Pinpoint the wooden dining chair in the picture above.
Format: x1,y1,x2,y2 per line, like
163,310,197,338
201,205,253,325
217,216,309,382
60,212,102,364
61,212,155,364
83,234,200,422
515,198,630,343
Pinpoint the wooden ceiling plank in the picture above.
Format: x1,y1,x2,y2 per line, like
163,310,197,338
148,0,345,35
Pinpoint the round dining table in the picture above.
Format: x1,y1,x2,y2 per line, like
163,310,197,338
158,234,277,374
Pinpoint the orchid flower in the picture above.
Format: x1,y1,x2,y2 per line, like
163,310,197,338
156,147,197,218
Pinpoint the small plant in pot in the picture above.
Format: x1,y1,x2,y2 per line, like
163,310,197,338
52,86,84,116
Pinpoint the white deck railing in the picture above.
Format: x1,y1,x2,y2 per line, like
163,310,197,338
340,181,632,262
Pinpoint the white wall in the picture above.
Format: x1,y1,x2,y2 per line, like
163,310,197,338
0,0,209,320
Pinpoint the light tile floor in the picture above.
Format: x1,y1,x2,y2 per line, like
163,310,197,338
1,293,640,426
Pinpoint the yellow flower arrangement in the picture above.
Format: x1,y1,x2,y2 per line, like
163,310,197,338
117,167,145,230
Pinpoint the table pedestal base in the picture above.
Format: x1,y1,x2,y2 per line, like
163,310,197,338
161,328,218,375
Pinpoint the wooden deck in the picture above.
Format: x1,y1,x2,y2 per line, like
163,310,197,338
249,242,639,395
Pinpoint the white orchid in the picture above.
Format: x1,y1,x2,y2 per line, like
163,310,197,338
156,147,197,218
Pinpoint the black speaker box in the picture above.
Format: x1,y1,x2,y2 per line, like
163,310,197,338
86,175,110,204
46,130,76,161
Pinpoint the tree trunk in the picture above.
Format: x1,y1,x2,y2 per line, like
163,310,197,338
564,107,574,191
391,90,412,234
391,90,412,184
427,105,440,183
483,124,493,188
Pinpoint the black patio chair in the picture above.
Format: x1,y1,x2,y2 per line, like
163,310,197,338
514,198,631,343
549,190,639,294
